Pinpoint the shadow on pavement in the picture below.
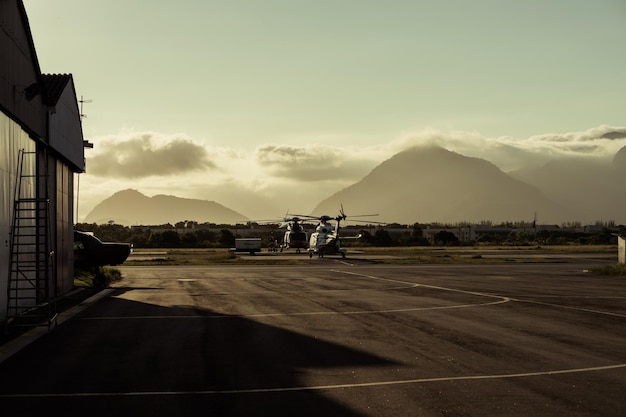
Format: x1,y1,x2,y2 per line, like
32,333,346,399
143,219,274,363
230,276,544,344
0,288,397,416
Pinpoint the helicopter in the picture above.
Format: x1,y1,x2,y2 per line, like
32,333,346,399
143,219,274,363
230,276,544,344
251,213,312,253
278,215,311,253
294,206,381,258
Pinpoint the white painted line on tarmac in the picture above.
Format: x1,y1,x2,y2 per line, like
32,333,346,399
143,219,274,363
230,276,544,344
79,298,508,321
118,283,420,295
510,297,626,318
83,269,512,320
80,291,508,321
331,269,511,302
2,363,624,398
332,269,626,319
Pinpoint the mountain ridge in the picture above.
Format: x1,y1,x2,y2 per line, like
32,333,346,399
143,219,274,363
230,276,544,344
311,146,578,224
83,189,248,225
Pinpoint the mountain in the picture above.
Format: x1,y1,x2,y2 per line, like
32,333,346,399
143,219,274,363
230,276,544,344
509,145,626,223
613,145,626,173
83,189,248,225
311,146,578,224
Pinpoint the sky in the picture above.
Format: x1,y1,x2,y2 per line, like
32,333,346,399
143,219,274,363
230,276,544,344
23,0,626,221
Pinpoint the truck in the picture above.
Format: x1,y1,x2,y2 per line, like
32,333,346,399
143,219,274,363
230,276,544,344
231,238,262,255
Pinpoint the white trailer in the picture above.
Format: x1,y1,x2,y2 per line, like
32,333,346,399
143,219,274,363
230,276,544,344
232,238,262,255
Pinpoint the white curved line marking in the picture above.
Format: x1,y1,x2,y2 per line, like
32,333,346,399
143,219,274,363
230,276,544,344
2,363,624,398
332,269,625,319
331,269,510,302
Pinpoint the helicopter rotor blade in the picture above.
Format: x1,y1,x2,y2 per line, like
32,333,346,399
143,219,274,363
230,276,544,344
346,218,386,225
345,213,379,218
289,213,321,220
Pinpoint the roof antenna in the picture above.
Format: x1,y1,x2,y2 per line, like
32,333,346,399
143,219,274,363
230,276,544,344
79,95,92,120
77,95,93,224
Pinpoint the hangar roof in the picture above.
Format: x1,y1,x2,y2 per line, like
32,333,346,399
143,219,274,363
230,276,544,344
41,73,72,106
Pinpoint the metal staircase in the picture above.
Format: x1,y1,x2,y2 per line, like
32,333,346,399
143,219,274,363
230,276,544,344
5,148,57,330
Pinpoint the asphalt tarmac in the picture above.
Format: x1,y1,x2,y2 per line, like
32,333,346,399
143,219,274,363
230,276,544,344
0,259,625,416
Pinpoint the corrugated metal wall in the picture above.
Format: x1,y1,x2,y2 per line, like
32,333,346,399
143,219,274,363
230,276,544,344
1,1,83,319
0,114,36,319
54,159,75,295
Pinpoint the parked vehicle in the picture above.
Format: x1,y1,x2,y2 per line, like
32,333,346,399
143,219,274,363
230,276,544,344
74,230,132,268
231,238,262,255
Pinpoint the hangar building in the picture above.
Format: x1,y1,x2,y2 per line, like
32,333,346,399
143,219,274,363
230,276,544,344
1,0,86,328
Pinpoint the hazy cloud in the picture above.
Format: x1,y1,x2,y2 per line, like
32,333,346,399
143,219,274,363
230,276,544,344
86,132,217,178
524,125,626,153
393,125,626,171
601,130,626,140
255,144,377,181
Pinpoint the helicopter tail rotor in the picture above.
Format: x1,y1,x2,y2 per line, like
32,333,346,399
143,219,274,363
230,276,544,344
336,204,380,224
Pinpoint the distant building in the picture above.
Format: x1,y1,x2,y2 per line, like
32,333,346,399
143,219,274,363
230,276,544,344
1,1,86,326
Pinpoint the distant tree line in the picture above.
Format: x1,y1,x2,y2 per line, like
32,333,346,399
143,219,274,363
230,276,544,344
74,221,624,248
75,222,239,248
